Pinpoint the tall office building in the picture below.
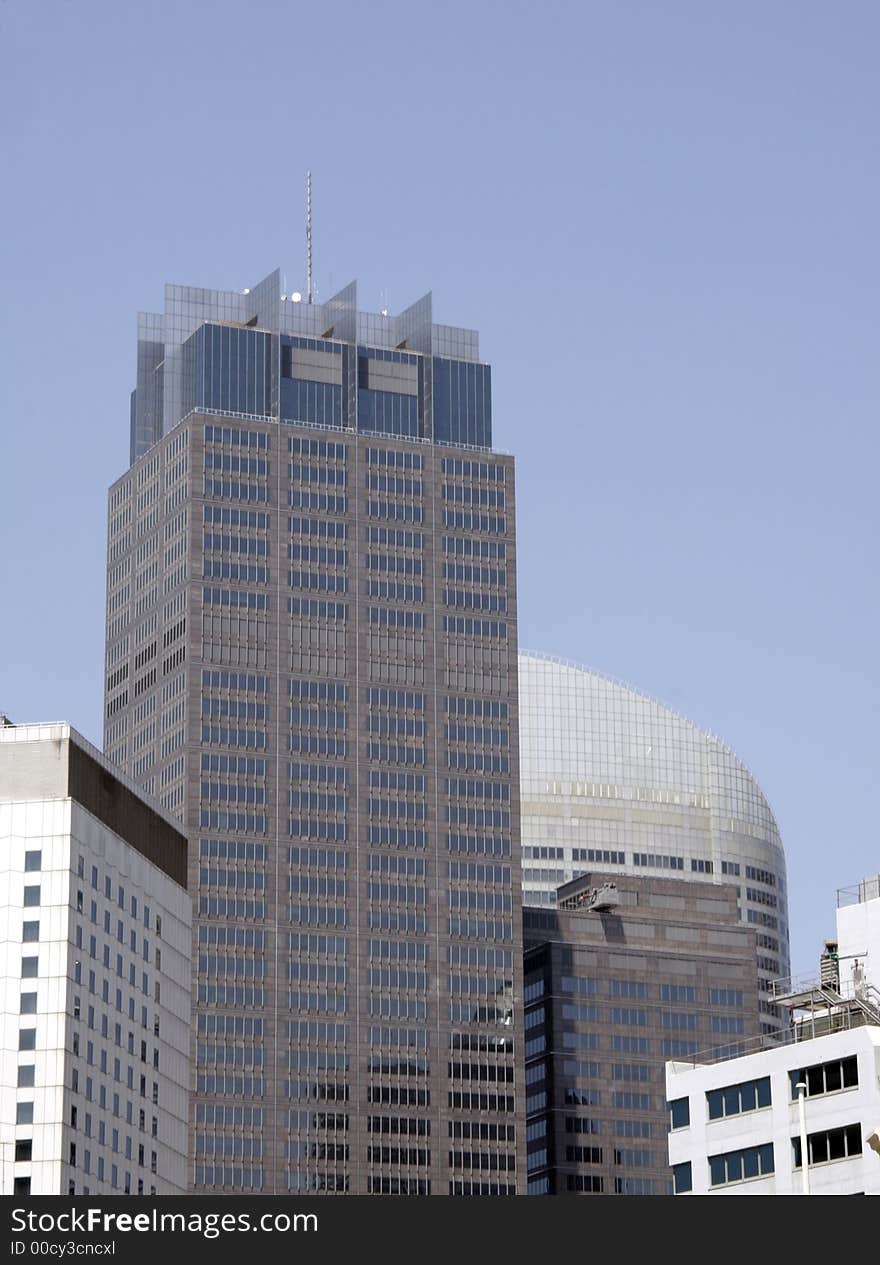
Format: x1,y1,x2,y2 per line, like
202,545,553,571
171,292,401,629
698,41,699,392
518,652,789,1032
0,723,191,1196
104,271,524,1194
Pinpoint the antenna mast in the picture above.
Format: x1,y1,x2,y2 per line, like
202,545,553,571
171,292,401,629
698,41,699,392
306,172,313,304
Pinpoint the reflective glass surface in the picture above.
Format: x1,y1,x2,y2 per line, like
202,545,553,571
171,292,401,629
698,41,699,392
518,652,791,990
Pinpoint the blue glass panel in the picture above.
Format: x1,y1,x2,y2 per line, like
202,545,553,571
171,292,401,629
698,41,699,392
432,357,492,448
281,379,344,427
357,389,420,438
183,324,272,418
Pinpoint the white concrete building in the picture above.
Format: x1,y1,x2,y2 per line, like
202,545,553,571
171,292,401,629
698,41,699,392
666,877,880,1195
0,723,191,1195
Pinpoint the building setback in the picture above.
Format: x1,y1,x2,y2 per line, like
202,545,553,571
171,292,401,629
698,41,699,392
523,870,759,1194
104,272,524,1194
0,723,191,1196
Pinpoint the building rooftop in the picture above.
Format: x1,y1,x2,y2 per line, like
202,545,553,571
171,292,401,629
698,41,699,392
142,270,481,361
0,722,188,888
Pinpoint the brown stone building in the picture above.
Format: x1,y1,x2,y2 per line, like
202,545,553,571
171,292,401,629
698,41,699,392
104,272,524,1194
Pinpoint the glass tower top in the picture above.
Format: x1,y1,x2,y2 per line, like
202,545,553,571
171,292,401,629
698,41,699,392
130,269,492,464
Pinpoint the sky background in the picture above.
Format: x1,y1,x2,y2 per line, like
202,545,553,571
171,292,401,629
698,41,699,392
1,0,877,970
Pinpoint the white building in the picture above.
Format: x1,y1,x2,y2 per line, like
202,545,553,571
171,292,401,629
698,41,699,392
666,877,880,1195
0,723,191,1195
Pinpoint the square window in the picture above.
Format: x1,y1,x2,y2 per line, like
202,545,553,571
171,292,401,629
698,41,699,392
17,1066,35,1088
20,993,37,1015
22,921,39,942
15,1140,32,1163
16,1102,34,1125
24,851,42,872
18,1029,37,1051
23,887,40,908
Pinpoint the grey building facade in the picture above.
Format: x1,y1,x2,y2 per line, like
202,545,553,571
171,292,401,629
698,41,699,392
523,871,759,1195
104,272,524,1194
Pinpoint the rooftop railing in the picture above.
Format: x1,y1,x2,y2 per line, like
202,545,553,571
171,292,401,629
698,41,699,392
670,1001,876,1071
837,876,880,907
179,407,500,455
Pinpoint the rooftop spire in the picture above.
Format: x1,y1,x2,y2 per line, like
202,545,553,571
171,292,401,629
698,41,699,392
306,172,313,304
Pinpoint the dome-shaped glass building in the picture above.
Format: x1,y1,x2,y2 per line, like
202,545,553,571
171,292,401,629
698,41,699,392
518,652,790,998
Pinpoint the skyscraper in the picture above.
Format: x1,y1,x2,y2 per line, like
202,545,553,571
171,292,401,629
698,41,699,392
104,271,524,1194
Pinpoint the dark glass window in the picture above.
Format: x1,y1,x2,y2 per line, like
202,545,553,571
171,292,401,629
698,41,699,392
669,1097,690,1129
672,1162,692,1193
792,1124,862,1168
709,1143,773,1186
24,851,42,872
707,1077,770,1119
789,1056,858,1100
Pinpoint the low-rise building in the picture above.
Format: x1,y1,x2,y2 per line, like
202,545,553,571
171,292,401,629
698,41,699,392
666,876,880,1195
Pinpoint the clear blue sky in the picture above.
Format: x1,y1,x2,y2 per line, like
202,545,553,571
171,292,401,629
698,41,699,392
1,1,877,970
